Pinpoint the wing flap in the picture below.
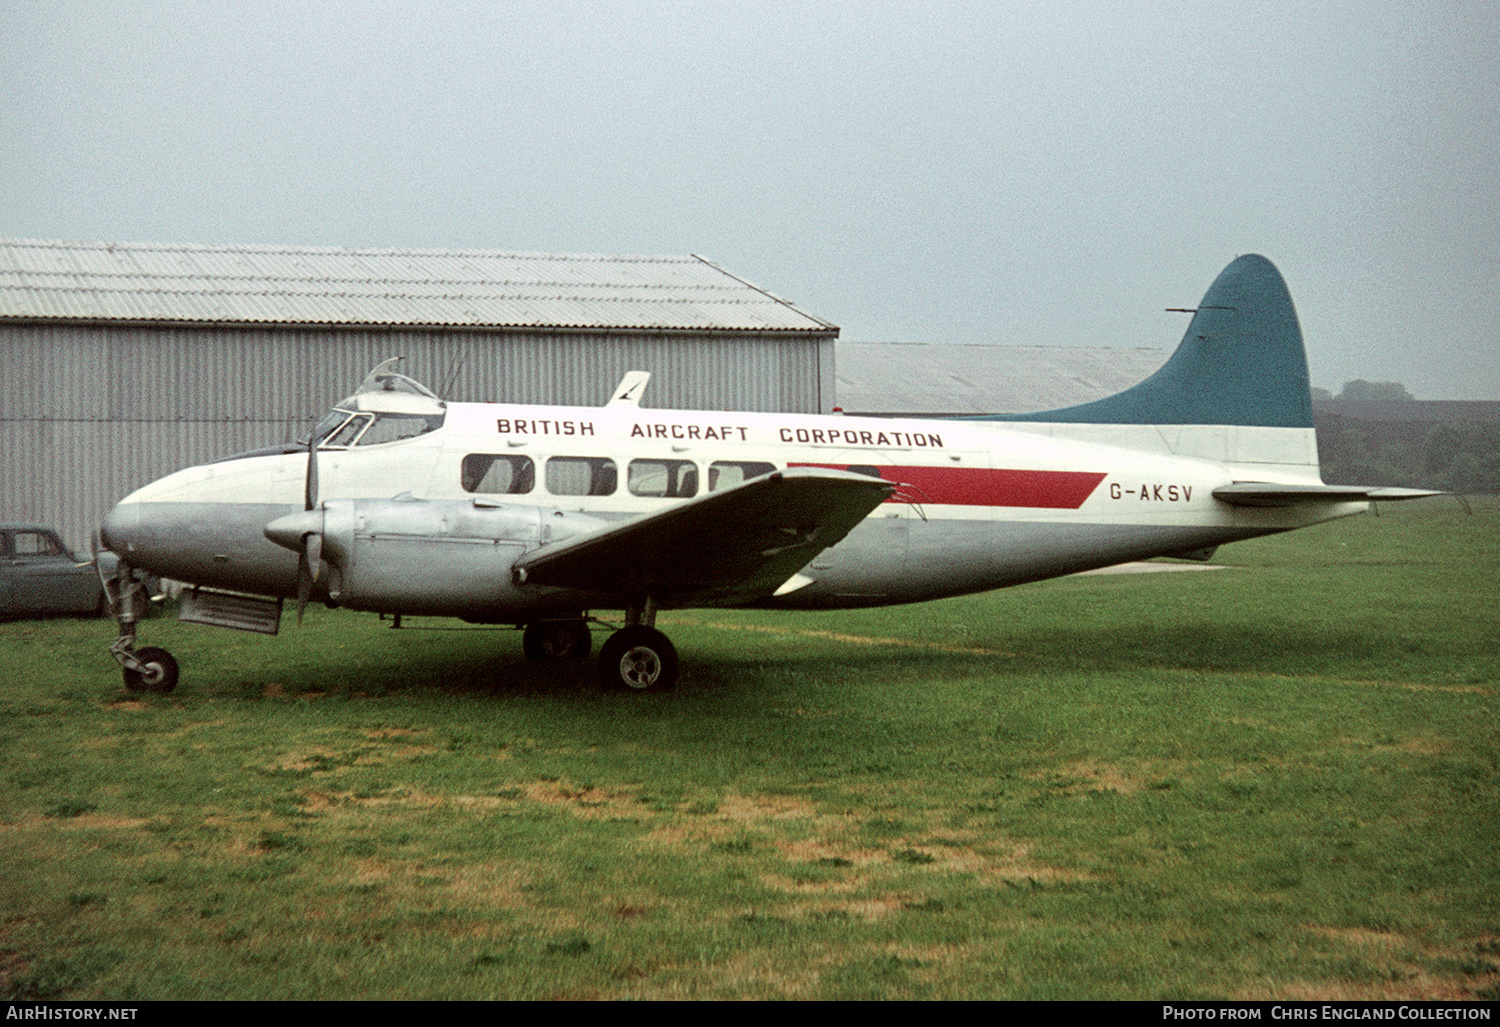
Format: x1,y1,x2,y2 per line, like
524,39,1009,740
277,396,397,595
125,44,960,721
1212,482,1445,508
512,468,895,606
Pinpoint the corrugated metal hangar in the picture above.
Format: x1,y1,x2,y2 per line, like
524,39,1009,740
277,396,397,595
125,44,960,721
836,341,1169,417
1,238,838,551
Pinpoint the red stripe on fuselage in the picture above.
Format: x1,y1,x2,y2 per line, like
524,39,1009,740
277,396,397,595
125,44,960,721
790,464,1106,509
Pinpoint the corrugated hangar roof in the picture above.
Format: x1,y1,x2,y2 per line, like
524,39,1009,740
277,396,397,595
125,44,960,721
837,341,1170,416
0,238,835,332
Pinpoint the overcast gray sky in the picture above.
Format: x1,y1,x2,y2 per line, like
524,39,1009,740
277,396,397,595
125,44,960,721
4,0,1497,399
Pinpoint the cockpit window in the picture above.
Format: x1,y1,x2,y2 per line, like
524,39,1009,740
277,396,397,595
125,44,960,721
324,414,371,447
298,361,447,450
355,413,445,446
302,409,354,446
308,410,445,449
357,358,441,399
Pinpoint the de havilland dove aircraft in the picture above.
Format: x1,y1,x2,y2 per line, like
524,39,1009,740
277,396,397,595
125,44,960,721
97,255,1439,694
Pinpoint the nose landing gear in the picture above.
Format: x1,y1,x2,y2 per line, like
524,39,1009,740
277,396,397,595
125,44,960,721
99,544,179,694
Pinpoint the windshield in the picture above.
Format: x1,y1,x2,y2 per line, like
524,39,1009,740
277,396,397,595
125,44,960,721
299,409,355,446
302,409,445,449
298,359,447,447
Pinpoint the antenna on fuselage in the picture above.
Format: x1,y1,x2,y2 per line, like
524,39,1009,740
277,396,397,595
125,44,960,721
607,371,652,407
441,347,467,399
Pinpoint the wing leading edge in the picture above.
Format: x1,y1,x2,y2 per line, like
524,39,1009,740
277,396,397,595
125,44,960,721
511,468,896,607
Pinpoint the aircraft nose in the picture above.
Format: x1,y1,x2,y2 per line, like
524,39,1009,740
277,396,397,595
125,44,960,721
99,501,140,557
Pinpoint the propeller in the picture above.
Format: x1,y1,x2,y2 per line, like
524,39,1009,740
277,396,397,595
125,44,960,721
263,440,331,624
295,438,323,624
91,529,121,619
91,528,141,622
304,432,319,512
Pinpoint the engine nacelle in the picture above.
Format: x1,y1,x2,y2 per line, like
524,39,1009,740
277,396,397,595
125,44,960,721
312,498,606,617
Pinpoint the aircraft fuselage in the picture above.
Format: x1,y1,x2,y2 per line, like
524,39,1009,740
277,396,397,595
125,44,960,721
98,256,1438,694
102,398,1360,620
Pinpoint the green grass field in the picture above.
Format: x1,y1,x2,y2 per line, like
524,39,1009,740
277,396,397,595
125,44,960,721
1,499,1496,1000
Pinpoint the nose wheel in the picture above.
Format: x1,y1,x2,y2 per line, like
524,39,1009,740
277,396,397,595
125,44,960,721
121,646,179,693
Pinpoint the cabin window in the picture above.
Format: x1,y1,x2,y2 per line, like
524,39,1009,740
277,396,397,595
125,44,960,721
708,460,776,491
627,459,698,498
462,454,535,495
546,456,618,496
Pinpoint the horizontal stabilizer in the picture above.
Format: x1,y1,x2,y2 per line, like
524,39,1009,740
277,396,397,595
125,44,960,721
1212,483,1445,508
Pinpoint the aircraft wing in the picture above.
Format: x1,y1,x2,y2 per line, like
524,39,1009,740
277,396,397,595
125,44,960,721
511,468,895,607
1212,482,1445,508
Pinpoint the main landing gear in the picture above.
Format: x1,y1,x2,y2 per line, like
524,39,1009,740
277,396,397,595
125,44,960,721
97,545,179,694
522,619,593,661
599,625,678,692
522,604,679,693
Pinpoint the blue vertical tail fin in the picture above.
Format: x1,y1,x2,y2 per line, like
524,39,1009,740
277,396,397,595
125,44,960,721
973,254,1314,428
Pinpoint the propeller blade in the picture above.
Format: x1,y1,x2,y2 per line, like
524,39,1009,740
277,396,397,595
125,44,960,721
304,438,320,511
300,441,321,625
296,544,314,625
304,531,323,583
91,529,119,617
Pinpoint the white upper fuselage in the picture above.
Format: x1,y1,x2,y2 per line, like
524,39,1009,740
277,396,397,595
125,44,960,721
109,394,1359,613
120,398,1317,523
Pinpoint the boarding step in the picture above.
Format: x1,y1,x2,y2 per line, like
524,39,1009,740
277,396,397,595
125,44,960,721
178,587,283,635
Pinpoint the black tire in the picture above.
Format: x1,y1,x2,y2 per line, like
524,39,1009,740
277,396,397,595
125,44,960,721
522,619,593,661
598,626,678,692
123,646,179,694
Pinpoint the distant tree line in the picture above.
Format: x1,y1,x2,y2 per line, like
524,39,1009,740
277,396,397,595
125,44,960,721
1313,382,1500,494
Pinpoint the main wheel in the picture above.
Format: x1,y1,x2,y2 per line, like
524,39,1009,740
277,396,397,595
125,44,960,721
522,619,593,661
123,646,179,694
598,626,678,692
